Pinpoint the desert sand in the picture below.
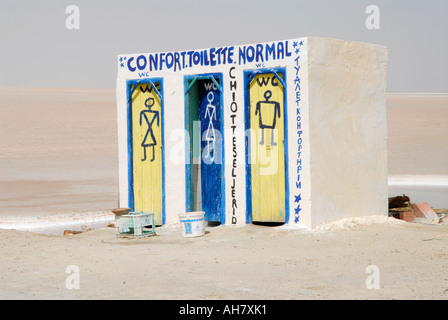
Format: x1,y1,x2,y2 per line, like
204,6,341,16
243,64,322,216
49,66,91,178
0,88,447,300
1,217,447,300
0,217,448,300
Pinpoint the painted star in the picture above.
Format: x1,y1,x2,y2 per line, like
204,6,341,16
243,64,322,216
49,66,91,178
294,205,302,215
299,40,304,46
294,194,302,203
120,62,124,68
295,48,300,54
293,41,299,48
294,215,300,224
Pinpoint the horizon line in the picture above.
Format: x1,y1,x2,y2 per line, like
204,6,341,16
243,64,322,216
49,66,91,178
1,86,447,96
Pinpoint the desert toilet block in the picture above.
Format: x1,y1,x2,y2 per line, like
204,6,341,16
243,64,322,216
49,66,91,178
116,37,388,229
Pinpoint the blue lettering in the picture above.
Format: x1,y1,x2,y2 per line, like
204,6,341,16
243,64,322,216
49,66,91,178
159,53,166,70
136,55,147,70
203,50,210,66
174,52,181,71
294,41,303,218
238,46,246,65
181,51,187,69
246,45,255,63
187,51,194,67
149,54,158,71
285,41,292,57
266,43,275,61
125,42,292,73
228,46,234,64
127,57,136,72
277,42,284,60
256,44,264,62
166,52,174,69
215,48,222,64
193,51,201,65
221,47,228,64
210,48,216,66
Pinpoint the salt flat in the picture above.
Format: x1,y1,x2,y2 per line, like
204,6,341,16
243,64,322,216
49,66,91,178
0,88,447,300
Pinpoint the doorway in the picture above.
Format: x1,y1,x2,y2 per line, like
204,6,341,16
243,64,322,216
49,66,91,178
184,74,225,224
127,78,165,225
244,68,289,223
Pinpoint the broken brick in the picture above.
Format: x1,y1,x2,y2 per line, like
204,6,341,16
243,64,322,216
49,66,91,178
399,211,414,222
413,201,438,219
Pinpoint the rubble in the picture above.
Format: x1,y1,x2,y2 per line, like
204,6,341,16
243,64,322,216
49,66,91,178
63,225,92,236
388,194,411,209
413,201,438,219
398,211,414,223
388,195,446,224
63,230,83,236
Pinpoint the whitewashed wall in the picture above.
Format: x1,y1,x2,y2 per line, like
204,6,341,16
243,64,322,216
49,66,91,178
116,37,388,229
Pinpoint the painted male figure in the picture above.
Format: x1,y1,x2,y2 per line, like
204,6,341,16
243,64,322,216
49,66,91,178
255,90,281,146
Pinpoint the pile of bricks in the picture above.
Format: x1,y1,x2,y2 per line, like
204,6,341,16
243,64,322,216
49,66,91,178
389,201,439,223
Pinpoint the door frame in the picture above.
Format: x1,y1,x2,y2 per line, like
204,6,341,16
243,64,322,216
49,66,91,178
184,73,226,224
126,77,166,224
243,67,290,224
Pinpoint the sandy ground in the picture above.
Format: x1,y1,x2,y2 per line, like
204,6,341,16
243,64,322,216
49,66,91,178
1,217,447,300
0,88,448,300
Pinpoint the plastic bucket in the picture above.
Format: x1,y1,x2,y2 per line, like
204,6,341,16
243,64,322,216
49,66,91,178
179,211,205,237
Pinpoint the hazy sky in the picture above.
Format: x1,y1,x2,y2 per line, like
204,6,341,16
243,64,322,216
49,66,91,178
1,0,447,92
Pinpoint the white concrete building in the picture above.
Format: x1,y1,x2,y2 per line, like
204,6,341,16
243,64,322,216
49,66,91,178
116,37,388,228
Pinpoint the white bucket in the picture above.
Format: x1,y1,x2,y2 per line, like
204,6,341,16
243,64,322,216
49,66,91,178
178,211,205,237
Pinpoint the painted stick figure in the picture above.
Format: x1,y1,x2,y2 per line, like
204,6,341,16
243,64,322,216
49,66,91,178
140,97,160,162
255,90,280,146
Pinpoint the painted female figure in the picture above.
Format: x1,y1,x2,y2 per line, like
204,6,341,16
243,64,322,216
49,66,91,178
140,97,160,162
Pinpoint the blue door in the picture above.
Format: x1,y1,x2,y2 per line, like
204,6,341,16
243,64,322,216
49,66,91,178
199,81,222,222
184,74,225,224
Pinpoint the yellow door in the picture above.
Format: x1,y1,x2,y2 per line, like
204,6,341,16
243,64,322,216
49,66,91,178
130,82,163,225
249,73,286,222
